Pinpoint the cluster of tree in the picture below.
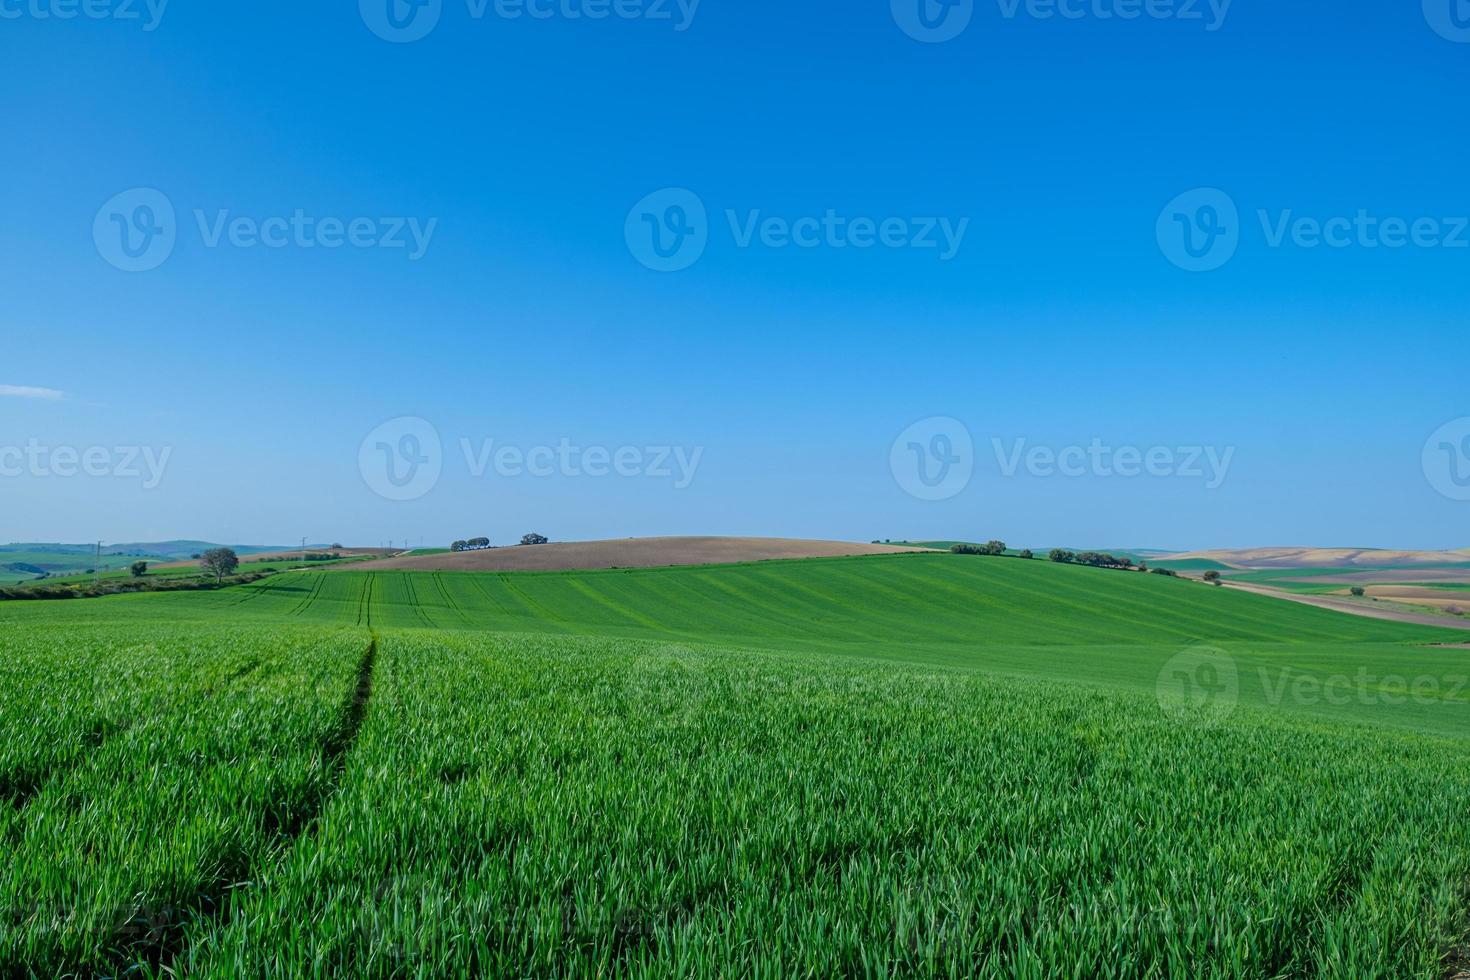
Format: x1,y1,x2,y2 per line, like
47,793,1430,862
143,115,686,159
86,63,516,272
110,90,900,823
131,561,148,577
952,541,1004,556
521,533,549,546
1203,570,1224,586
1350,586,1366,597
1049,549,1137,570
950,542,1038,560
451,538,494,552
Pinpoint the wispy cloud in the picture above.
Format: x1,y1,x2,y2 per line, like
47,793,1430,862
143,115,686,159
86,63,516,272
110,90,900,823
0,385,65,401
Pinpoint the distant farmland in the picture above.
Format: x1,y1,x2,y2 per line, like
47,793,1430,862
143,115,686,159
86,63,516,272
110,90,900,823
2,553,1469,976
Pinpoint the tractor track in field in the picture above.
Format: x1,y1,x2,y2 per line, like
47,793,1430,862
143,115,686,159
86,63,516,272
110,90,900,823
355,573,375,627
433,572,473,626
466,573,515,617
498,574,573,631
401,575,435,628
287,574,327,617
92,633,380,979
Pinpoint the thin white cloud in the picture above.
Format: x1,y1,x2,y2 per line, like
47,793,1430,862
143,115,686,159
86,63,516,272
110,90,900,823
0,385,64,401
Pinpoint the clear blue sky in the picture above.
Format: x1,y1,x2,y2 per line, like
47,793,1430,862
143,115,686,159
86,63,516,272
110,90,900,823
3,0,1468,550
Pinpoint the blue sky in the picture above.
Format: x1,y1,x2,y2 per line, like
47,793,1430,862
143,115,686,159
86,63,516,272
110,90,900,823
2,0,1468,550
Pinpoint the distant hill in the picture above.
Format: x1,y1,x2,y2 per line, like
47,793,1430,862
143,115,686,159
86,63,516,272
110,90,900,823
103,541,293,559
1154,547,1470,569
0,541,298,585
886,542,1172,562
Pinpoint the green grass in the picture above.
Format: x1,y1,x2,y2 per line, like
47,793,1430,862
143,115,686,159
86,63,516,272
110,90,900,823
2,553,1469,975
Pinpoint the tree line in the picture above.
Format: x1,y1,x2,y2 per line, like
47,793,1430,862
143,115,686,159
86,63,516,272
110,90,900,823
451,533,550,552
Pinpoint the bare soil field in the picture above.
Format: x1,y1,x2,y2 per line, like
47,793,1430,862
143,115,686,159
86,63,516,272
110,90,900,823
1160,547,1470,569
1359,585,1470,611
350,537,935,573
1221,580,1469,629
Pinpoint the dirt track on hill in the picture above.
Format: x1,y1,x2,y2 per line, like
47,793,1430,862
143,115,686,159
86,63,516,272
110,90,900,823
1221,580,1470,631
347,537,935,573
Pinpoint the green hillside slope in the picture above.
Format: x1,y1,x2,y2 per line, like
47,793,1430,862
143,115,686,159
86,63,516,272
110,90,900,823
5,553,1465,735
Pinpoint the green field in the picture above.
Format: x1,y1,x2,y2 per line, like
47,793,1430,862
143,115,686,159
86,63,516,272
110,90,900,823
2,554,1469,975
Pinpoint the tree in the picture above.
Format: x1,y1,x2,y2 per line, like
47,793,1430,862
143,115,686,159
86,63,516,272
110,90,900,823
450,540,468,553
130,561,148,578
1350,586,1366,597
984,540,1007,556
1203,570,1222,585
521,533,549,546
1049,548,1074,563
1018,549,1034,560
200,547,239,584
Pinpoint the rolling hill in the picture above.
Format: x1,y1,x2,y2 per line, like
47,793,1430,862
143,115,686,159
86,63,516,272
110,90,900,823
354,536,932,572
1155,546,1470,569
